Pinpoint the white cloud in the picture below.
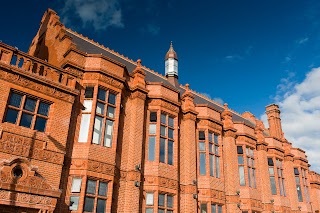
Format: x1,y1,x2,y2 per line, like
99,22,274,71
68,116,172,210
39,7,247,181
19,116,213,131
266,68,320,173
61,0,124,30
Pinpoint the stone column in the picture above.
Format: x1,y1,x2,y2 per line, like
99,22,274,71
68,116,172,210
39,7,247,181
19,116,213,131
179,84,198,212
221,104,241,213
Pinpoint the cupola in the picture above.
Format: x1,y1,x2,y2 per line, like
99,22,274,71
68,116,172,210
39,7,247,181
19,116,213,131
165,41,178,78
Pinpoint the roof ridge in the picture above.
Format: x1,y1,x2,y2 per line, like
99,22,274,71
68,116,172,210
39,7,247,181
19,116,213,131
180,84,248,118
65,28,168,81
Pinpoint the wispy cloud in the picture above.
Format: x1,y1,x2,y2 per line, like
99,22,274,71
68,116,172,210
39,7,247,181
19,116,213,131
61,0,124,31
224,45,253,62
263,67,320,173
297,37,309,45
224,55,243,61
140,24,160,35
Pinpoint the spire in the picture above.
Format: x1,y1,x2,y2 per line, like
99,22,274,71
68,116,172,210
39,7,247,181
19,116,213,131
165,41,178,60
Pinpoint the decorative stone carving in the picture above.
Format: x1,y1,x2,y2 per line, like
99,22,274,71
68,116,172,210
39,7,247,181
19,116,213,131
148,99,179,113
0,70,75,103
87,160,115,176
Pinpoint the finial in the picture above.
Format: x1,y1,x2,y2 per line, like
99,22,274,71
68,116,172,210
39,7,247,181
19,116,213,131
170,41,173,47
137,59,142,67
185,83,189,90
224,103,229,110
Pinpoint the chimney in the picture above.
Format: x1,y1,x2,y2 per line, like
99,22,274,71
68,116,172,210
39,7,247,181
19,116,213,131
265,104,283,139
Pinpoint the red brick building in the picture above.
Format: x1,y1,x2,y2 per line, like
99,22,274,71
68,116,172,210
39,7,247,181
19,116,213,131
0,9,319,213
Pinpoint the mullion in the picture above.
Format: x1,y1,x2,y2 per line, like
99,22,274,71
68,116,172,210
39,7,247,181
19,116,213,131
16,94,26,125
30,100,40,129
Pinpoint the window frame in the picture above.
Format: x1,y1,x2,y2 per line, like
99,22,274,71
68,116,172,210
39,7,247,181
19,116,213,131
83,178,109,213
4,90,51,132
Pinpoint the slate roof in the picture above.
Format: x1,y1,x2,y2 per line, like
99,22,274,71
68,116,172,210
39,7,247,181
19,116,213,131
66,29,255,127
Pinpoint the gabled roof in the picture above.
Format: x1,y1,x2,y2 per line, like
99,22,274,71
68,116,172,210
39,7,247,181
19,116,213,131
65,29,255,127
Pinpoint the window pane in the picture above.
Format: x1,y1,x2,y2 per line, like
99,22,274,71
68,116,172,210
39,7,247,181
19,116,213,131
96,199,106,213
86,180,96,194
253,169,256,188
248,167,251,187
270,176,277,195
9,93,22,107
24,98,36,112
200,203,207,213
83,100,93,112
237,146,243,154
215,145,219,155
98,182,108,196
216,157,220,178
158,194,165,206
34,117,47,132
20,113,33,128
84,197,94,212
5,108,19,124
71,178,82,193
149,124,156,134
211,204,216,213
160,125,166,136
167,195,173,208
209,143,213,152
107,106,115,118
200,153,206,175
38,102,50,116
108,93,116,105
69,196,79,211
297,185,303,202
98,88,106,101
168,140,173,165
150,112,157,122
148,136,156,161
78,114,91,142
294,168,299,175
161,113,166,124
208,133,212,142
104,120,114,147
279,177,283,195
210,155,214,176
146,193,154,205
239,166,245,186
146,208,153,213
199,142,205,151
214,134,219,144
199,131,205,140
238,156,244,164
250,149,254,157
218,205,222,213
168,116,174,127
85,87,94,98
168,128,174,139
160,138,166,163
92,116,103,144
158,209,165,213
96,102,105,114
268,158,274,166
269,167,274,175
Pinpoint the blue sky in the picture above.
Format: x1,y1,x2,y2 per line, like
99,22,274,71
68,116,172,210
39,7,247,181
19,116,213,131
1,0,320,172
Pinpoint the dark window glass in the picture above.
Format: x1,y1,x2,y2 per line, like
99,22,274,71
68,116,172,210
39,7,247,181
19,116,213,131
160,125,166,136
108,93,116,105
84,197,94,212
86,180,96,194
294,168,300,175
20,113,33,128
150,112,157,122
161,113,166,124
168,129,174,139
218,205,222,213
199,131,205,140
96,199,106,213
158,209,165,213
168,140,173,165
167,195,173,208
268,158,274,166
98,88,106,101
24,98,36,112
200,203,207,213
237,146,243,154
158,194,165,206
168,116,174,127
160,138,166,163
98,182,108,196
85,87,94,98
9,93,22,107
214,134,219,144
38,102,50,116
34,117,47,132
4,108,19,123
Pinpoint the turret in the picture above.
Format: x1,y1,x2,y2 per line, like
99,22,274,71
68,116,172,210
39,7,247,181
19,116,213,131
165,41,179,86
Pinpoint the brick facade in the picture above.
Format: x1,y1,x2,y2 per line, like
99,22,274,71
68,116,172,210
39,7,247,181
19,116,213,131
0,9,319,213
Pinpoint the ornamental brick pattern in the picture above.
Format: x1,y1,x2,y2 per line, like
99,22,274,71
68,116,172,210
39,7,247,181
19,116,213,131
0,8,319,213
